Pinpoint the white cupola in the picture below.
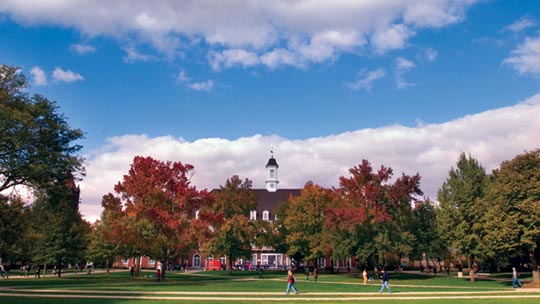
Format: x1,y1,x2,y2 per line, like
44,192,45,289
265,151,279,192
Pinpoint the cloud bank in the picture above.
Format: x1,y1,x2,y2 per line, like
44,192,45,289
0,0,477,69
79,93,540,222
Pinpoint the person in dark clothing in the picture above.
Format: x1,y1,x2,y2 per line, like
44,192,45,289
378,269,391,294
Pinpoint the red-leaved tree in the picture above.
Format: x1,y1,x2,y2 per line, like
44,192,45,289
106,156,213,279
325,159,422,270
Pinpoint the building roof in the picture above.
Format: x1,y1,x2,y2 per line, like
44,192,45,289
265,157,279,167
253,188,301,214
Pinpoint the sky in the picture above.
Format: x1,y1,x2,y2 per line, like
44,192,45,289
1,0,540,222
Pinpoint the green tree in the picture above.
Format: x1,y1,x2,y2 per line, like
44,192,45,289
282,181,333,268
437,152,487,282
412,199,448,274
31,180,90,277
0,195,30,263
0,64,84,192
481,150,540,283
86,221,121,274
204,175,257,274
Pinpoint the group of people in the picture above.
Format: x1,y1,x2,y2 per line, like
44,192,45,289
285,268,392,295
1,264,42,279
285,265,525,296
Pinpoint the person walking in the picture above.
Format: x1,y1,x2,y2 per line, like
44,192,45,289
313,268,318,282
378,269,391,294
156,268,161,282
512,267,523,288
258,266,264,279
362,269,368,285
285,270,299,294
129,265,134,278
34,265,41,278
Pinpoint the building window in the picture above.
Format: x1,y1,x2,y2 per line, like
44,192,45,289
122,259,129,265
250,210,257,220
263,210,270,221
269,169,275,178
274,214,278,221
193,254,200,268
149,259,155,266
195,210,200,219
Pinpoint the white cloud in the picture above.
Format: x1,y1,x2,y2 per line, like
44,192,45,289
52,67,84,83
208,49,260,71
425,48,438,61
189,79,214,91
394,57,416,89
177,68,191,83
71,43,96,54
30,66,47,86
123,46,157,63
503,36,540,76
176,68,214,91
260,48,305,69
344,69,385,92
504,17,536,33
78,94,540,222
0,0,478,69
371,24,414,54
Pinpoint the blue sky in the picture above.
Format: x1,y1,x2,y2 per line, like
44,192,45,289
1,1,540,221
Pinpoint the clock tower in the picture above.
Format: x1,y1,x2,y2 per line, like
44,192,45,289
265,152,279,192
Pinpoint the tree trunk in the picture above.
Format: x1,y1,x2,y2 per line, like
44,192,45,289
43,263,47,278
106,259,110,274
531,249,540,284
469,256,475,283
228,256,233,275
57,256,62,277
134,256,140,277
161,256,168,280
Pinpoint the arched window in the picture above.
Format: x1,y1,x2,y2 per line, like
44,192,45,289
250,210,257,220
195,210,200,220
193,254,201,269
263,210,270,221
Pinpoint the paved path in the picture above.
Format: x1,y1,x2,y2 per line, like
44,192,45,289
2,287,540,301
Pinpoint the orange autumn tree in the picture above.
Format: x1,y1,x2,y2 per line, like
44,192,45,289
109,156,213,279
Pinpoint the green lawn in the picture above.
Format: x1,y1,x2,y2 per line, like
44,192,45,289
1,269,538,303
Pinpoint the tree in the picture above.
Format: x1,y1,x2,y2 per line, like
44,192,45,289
86,222,119,274
111,156,212,279
412,199,448,274
31,179,90,277
204,175,257,274
326,159,422,271
0,195,30,263
481,150,540,283
0,64,84,192
282,182,333,268
437,152,487,282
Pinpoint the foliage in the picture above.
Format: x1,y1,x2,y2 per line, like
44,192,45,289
411,199,449,266
0,64,84,192
0,195,30,262
30,181,90,277
282,181,334,267
437,152,488,282
480,149,540,282
326,159,422,269
102,156,213,279
204,175,256,274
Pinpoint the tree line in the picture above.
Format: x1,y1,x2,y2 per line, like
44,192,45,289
1,64,539,283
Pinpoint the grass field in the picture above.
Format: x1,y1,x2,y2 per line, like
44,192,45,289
1,269,539,303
